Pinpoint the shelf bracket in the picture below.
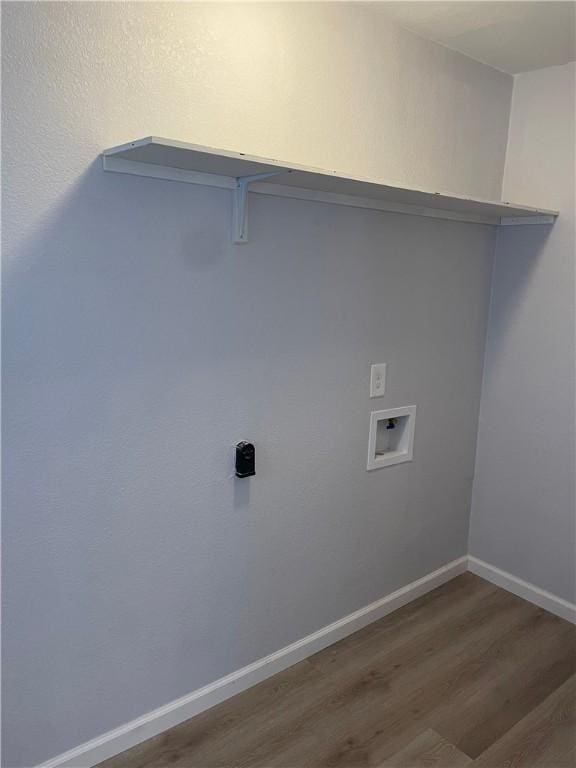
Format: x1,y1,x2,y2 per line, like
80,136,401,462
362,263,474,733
232,171,287,244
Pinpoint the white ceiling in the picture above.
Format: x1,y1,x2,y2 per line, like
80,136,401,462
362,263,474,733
372,1,576,74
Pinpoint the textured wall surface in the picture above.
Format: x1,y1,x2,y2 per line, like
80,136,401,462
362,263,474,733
2,2,512,202
3,3,503,765
470,62,576,603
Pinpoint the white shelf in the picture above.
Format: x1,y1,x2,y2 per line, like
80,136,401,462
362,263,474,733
102,137,558,242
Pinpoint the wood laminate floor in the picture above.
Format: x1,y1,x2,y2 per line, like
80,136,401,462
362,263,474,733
98,573,576,768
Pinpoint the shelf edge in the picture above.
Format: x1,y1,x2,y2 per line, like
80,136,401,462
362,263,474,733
102,152,558,230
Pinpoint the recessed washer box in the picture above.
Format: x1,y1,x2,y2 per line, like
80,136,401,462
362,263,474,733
367,405,416,470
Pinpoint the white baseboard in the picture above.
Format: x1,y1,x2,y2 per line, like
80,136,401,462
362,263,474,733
37,556,467,768
33,554,576,768
468,556,576,625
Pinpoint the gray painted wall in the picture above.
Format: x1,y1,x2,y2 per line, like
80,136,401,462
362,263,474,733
2,4,505,765
470,62,576,603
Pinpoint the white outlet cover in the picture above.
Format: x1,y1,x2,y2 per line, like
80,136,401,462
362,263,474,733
370,364,387,398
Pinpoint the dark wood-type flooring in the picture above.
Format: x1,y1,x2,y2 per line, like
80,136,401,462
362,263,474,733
98,573,576,767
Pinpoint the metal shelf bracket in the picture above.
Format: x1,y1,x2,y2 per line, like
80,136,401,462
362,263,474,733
232,171,287,244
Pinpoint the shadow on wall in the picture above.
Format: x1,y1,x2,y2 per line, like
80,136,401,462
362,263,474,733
1,159,279,764
481,223,553,373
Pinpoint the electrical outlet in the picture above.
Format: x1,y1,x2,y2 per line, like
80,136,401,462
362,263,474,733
370,364,387,398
